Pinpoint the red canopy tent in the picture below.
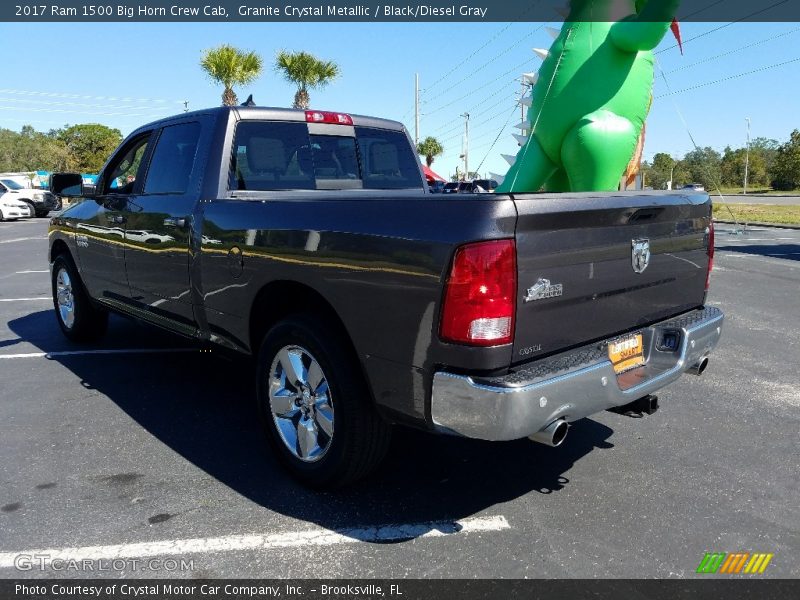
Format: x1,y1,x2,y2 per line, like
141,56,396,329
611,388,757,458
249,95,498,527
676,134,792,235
421,165,446,182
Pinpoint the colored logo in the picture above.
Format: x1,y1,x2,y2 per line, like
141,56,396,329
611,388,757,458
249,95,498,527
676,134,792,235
696,552,774,574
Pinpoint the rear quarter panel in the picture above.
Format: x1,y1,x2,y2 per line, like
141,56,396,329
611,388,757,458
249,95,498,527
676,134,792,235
197,193,517,424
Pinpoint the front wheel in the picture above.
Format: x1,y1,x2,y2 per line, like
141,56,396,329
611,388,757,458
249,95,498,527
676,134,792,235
256,315,391,488
51,254,108,342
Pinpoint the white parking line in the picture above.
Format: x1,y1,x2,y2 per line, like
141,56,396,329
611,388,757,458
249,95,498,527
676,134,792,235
0,237,47,244
15,270,49,274
0,515,510,568
0,348,196,360
0,297,50,302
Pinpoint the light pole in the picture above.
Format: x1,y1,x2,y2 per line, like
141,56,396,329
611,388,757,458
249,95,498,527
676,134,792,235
743,117,751,195
461,112,470,180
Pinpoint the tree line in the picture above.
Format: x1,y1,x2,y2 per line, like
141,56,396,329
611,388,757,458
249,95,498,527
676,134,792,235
643,129,800,192
0,123,123,174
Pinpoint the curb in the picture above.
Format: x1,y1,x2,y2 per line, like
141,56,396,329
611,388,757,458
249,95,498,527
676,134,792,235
714,220,800,231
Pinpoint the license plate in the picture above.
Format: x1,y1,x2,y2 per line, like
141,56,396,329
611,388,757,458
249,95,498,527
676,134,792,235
608,334,645,374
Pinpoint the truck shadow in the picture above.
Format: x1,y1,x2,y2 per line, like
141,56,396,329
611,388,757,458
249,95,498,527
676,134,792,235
8,310,616,539
716,243,799,262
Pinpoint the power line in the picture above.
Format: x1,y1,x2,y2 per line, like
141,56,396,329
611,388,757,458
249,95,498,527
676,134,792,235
427,76,522,137
422,23,548,107
0,88,183,104
664,25,800,74
422,23,517,96
676,0,727,21
422,0,546,96
655,56,800,99
656,0,790,54
424,59,534,117
439,107,513,143
474,104,520,175
0,97,170,112
440,104,517,144
0,105,175,118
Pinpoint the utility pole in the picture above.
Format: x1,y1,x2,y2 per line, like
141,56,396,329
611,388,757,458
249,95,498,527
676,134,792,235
461,112,470,180
519,75,531,137
743,117,751,195
414,73,420,147
183,100,189,113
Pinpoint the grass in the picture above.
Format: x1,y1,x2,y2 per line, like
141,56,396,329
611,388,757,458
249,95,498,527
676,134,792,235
713,203,800,226
717,187,800,196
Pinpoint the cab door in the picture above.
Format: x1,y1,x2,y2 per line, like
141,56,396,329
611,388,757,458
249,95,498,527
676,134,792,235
122,120,202,331
76,132,153,302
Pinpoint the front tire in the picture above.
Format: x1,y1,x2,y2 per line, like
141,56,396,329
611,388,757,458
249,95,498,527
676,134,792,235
256,314,391,489
51,254,108,342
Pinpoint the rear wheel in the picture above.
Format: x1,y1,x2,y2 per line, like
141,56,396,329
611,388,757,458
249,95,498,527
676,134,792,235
23,201,35,218
256,314,391,488
51,254,108,342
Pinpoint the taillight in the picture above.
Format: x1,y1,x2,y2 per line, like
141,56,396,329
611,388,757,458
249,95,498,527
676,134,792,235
440,239,516,347
705,220,715,291
305,110,353,126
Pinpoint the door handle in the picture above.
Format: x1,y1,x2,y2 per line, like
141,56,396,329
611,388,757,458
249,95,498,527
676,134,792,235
163,217,188,229
108,214,126,224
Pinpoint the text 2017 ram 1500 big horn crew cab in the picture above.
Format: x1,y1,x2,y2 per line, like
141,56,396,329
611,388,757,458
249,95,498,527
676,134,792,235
49,106,724,488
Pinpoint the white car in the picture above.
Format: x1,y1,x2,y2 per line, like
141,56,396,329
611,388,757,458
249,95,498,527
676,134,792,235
0,195,33,220
0,178,59,217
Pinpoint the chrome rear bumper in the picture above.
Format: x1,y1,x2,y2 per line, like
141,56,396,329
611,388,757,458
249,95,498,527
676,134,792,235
431,307,724,441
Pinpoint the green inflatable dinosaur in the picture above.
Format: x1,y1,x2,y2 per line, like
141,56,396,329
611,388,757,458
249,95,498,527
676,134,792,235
496,0,681,193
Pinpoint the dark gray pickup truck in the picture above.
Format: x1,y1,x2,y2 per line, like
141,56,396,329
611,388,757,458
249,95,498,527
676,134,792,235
49,106,723,487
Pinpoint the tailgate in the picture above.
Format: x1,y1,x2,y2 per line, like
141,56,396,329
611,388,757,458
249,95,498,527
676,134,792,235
511,191,712,364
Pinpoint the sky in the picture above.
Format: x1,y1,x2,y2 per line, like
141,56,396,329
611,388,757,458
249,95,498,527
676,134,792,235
2,17,799,179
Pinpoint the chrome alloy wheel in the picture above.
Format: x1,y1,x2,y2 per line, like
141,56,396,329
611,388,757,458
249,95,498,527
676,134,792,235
268,345,334,462
55,267,75,329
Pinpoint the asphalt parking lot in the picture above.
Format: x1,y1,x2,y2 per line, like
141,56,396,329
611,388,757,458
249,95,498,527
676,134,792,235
0,218,798,579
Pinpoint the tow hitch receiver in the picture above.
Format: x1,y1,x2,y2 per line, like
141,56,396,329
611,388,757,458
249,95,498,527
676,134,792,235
608,395,659,418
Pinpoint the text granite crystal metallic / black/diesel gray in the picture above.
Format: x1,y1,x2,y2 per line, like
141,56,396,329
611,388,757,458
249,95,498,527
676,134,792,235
47,105,723,488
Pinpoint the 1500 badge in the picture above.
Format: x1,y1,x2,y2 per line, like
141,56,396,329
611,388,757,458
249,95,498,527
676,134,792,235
524,278,563,302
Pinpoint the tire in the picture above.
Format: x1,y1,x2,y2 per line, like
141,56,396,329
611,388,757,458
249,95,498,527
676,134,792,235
51,254,108,342
0,208,5,222
36,210,50,218
256,314,391,489
23,202,35,218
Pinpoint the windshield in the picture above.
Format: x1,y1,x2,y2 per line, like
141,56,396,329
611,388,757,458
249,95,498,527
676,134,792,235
1,179,24,190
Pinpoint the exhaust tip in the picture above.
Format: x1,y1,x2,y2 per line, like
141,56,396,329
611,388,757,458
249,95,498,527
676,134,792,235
551,420,569,447
530,419,569,447
690,357,709,376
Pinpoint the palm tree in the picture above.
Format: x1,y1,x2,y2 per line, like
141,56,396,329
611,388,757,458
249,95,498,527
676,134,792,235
200,45,263,106
275,51,340,109
417,136,444,168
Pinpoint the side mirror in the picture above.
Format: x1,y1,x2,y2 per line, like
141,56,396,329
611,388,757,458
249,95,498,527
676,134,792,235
49,173,94,198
